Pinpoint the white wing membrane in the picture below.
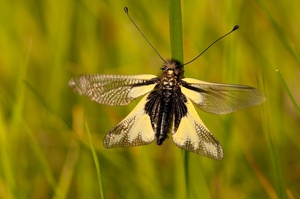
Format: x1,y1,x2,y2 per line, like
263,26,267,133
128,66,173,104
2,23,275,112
172,98,223,160
68,74,157,105
182,78,265,114
103,95,155,148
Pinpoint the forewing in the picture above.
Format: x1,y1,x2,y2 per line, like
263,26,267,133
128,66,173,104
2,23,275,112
103,95,155,148
172,98,223,160
181,78,265,114
68,74,157,105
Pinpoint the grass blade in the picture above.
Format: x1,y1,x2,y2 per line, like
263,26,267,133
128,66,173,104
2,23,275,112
169,0,183,63
85,122,105,199
276,69,300,117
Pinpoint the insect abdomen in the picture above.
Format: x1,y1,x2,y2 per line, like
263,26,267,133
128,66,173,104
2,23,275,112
156,101,173,145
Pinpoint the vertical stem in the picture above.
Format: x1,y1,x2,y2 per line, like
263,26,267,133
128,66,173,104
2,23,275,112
169,1,188,199
169,0,184,63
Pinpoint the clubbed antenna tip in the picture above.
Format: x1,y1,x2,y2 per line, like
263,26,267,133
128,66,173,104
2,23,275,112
232,25,239,31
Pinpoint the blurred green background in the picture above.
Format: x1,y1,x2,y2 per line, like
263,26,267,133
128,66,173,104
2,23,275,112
0,0,299,198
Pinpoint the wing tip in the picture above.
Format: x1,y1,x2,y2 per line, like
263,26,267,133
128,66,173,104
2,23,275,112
211,149,224,160
67,78,76,89
68,78,79,94
68,76,86,95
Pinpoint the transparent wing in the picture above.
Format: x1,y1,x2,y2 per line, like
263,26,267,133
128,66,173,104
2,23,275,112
103,95,155,148
68,74,157,105
181,78,265,114
172,98,223,160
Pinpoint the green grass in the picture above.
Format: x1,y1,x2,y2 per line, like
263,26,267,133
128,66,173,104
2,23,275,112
276,69,300,117
1,0,300,199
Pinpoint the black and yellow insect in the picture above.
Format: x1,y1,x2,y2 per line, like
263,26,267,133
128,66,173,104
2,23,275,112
68,8,265,160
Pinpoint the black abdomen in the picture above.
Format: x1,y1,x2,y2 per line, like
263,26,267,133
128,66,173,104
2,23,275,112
156,95,173,145
144,88,174,145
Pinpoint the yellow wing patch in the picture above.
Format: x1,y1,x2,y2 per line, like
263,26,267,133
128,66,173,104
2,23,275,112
172,98,223,160
103,95,155,148
127,83,156,99
181,86,204,105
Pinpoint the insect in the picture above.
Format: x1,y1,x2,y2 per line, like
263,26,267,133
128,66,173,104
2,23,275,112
68,7,265,160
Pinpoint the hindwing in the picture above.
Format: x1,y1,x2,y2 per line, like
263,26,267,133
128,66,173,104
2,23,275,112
103,95,155,148
172,98,223,160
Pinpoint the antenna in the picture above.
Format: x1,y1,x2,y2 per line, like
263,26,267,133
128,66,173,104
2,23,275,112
182,25,239,66
124,7,167,63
